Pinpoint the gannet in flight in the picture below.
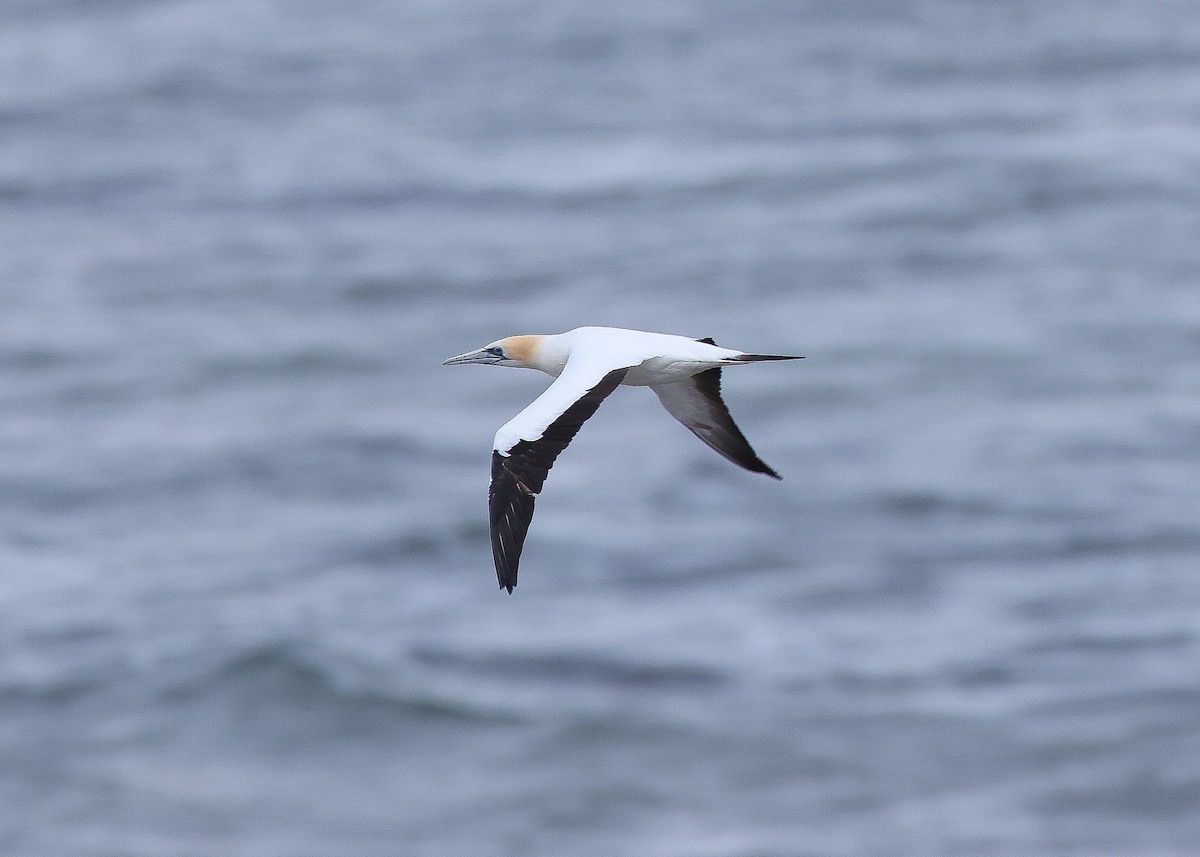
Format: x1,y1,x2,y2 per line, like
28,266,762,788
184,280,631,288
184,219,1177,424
443,326,802,592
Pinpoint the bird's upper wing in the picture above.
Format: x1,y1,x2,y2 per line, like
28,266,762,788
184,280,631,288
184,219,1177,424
489,360,633,592
652,367,781,479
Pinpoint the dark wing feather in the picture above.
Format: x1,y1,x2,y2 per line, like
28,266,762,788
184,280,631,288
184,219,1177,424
653,366,781,479
489,367,628,592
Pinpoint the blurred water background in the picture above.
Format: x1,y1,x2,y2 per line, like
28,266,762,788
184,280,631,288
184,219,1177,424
3,1,1200,855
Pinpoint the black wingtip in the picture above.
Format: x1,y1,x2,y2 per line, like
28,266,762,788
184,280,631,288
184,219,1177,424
727,444,782,479
753,460,782,480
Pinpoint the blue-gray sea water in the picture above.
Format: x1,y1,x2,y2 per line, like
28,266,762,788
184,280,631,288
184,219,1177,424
3,2,1199,855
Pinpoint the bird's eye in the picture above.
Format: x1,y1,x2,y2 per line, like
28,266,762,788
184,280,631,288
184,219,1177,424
486,347,504,357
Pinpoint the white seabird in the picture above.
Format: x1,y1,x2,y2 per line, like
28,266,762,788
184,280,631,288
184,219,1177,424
443,326,803,592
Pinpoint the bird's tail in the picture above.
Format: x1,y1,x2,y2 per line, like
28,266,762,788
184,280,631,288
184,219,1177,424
729,353,804,362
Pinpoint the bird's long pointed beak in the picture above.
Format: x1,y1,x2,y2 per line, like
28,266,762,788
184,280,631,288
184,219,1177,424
443,347,492,366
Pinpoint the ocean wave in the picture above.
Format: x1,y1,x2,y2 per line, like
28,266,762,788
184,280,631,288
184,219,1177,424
158,643,520,727
411,645,726,692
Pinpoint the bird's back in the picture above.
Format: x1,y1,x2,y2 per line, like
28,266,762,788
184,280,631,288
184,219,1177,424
562,327,742,386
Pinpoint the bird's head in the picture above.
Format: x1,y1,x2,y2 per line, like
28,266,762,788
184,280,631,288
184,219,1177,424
442,335,542,369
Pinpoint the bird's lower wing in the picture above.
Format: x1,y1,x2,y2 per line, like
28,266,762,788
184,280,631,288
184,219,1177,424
652,368,781,479
490,364,631,592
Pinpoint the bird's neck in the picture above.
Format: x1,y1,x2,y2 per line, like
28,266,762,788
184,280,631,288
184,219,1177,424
527,334,570,376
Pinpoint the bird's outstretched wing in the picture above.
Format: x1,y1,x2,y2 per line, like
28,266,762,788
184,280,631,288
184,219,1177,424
652,365,781,479
489,364,630,592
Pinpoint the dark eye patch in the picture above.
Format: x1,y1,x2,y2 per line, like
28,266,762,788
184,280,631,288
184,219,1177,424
486,347,504,357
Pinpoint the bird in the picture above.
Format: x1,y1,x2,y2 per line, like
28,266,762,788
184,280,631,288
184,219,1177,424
443,326,803,592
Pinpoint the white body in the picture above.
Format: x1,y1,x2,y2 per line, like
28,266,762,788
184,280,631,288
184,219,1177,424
527,327,746,386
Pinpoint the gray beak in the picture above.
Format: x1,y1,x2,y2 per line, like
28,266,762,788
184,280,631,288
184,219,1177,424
442,347,493,366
